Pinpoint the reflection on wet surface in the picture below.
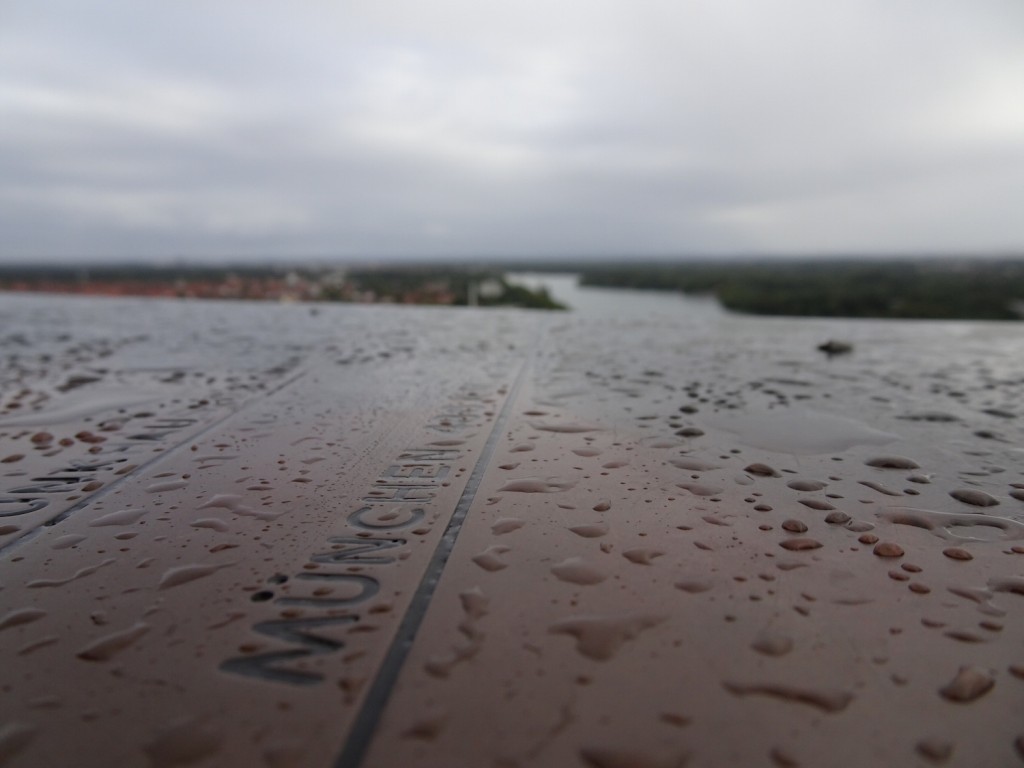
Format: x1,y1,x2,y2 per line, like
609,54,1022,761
2,288,1024,766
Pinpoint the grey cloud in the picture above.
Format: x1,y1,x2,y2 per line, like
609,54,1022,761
1,0,1022,261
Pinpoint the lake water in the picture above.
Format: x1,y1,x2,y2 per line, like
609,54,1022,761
505,272,724,318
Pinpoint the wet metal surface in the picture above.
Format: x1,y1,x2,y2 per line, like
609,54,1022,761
2,290,1023,767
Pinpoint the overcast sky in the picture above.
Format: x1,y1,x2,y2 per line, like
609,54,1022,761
1,1,1023,262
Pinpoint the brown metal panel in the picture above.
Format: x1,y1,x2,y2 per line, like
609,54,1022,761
3,294,1023,767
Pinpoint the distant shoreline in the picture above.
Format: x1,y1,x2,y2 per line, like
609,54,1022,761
2,258,1023,320
574,258,1024,321
0,264,566,310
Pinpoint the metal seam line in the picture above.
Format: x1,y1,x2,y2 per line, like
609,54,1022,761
334,327,541,768
0,367,309,558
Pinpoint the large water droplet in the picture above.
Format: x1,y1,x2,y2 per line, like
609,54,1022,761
787,479,827,492
676,482,723,497
76,621,150,661
670,458,720,471
0,608,47,632
472,545,510,572
915,738,954,765
723,681,853,712
950,489,999,507
622,549,664,565
939,666,994,702
158,562,233,590
142,717,223,768
0,722,35,765
27,558,114,588
751,631,794,657
190,518,230,532
865,456,919,469
549,613,665,661
569,523,609,538
88,508,146,527
491,518,524,535
779,538,822,551
550,558,607,585
531,421,601,434
498,477,577,493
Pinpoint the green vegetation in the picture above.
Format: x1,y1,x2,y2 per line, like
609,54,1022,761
577,258,1024,320
340,267,565,309
483,280,565,310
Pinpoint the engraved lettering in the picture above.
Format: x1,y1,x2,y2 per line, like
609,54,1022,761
58,459,124,473
0,498,49,517
220,615,358,685
348,506,425,530
311,537,405,566
9,477,86,494
226,385,490,686
361,486,435,503
397,448,461,462
382,464,450,480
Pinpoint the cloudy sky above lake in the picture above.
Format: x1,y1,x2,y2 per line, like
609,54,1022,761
2,0,1023,262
